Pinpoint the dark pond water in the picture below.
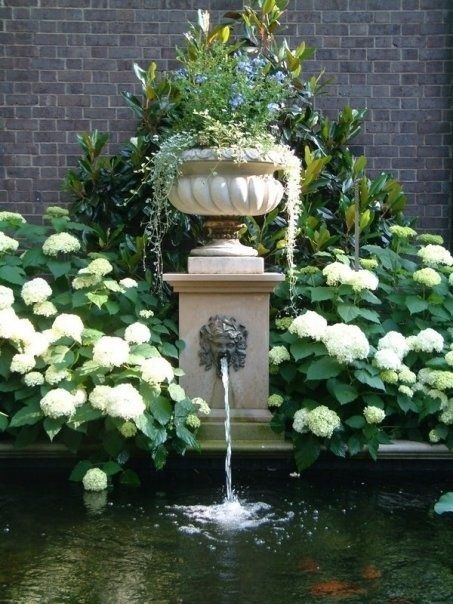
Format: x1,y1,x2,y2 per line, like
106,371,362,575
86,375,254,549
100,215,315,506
0,466,452,604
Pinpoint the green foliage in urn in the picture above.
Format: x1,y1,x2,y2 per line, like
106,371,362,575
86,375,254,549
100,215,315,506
268,227,453,470
0,209,210,485
65,0,408,282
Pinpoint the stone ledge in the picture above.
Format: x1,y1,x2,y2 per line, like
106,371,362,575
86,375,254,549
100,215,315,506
0,440,451,460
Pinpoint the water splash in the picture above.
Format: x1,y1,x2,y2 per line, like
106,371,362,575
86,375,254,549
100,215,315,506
220,356,234,502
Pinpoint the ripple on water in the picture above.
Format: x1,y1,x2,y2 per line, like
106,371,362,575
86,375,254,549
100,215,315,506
173,497,294,533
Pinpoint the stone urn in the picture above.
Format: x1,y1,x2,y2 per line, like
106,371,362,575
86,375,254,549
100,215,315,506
168,147,285,256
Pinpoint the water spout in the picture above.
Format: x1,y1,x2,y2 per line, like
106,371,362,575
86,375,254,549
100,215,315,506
220,356,234,502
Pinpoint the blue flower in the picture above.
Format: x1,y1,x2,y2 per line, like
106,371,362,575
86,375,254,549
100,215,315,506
267,103,280,113
174,68,188,79
194,74,207,84
271,71,286,82
251,56,266,69
229,94,245,109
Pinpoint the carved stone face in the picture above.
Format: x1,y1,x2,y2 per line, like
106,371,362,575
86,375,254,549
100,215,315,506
199,315,248,376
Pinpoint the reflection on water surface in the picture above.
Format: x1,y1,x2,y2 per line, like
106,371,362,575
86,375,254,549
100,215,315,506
0,471,452,603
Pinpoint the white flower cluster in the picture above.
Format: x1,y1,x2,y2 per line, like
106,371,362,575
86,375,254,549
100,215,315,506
398,385,413,398
322,262,378,291
363,406,385,424
81,257,113,277
24,371,44,387
10,353,35,374
413,268,441,287
21,278,52,306
269,345,290,365
308,406,341,438
121,278,138,289
0,232,19,254
40,388,78,418
139,309,154,319
374,349,402,371
423,370,453,391
42,232,81,256
141,356,174,384
33,301,57,317
293,408,309,433
0,211,26,224
192,397,210,416
289,311,327,341
407,328,444,353
45,365,70,385
52,314,84,342
445,351,453,367
398,365,417,384
186,414,201,429
83,468,108,492
72,274,101,290
268,394,284,408
92,336,129,368
417,244,453,267
0,285,14,310
389,225,417,239
124,322,151,344
322,323,370,364
88,383,145,419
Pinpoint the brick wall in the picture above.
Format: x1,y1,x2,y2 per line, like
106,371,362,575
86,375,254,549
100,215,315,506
0,0,451,239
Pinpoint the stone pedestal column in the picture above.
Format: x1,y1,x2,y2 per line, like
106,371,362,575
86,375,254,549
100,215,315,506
164,257,291,453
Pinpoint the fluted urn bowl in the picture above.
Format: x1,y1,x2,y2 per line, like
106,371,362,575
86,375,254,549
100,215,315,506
168,147,285,256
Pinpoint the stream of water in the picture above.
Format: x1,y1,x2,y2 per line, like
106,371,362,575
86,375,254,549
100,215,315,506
220,356,234,502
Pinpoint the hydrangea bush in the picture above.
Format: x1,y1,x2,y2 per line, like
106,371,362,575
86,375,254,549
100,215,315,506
0,210,209,487
269,228,453,470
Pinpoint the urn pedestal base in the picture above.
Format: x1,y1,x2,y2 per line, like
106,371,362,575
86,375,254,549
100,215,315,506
163,256,286,450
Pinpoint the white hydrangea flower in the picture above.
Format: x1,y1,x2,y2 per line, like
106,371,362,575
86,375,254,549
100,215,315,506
0,232,19,254
360,258,379,270
427,389,448,408
374,349,403,371
24,371,44,387
0,308,17,339
322,261,352,286
449,273,453,287
293,408,309,433
10,318,35,345
0,285,14,310
124,322,151,344
40,388,77,418
398,385,413,398
45,365,70,385
380,370,399,384
440,408,453,425
89,385,113,411
192,397,210,416
82,468,108,492
408,328,444,353
289,311,328,341
106,383,145,420
389,225,417,239
139,309,154,319
398,365,417,384
413,268,441,287
363,406,386,424
120,278,138,289
445,351,453,367
186,414,201,429
268,394,284,408
82,257,113,276
0,211,26,224
24,332,50,357
347,269,379,292
41,328,59,344
119,421,137,438
33,301,58,317
44,206,69,218
424,370,453,391
429,429,442,443
10,353,35,374
51,313,84,342
141,356,174,384
42,232,81,256
21,278,52,306
378,331,409,360
307,406,341,438
417,244,453,267
269,345,290,365
322,323,369,364
92,336,130,368
73,388,87,407
418,367,433,383
72,274,102,290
